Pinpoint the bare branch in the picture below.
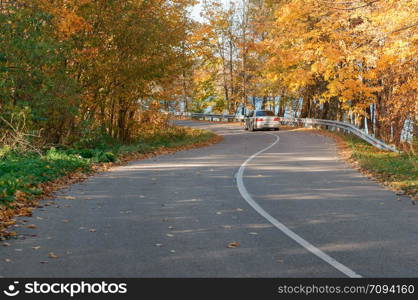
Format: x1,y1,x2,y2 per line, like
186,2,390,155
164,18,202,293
321,0,381,11
390,21,418,35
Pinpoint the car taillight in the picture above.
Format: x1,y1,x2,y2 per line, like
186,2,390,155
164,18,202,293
273,117,279,121
256,118,264,122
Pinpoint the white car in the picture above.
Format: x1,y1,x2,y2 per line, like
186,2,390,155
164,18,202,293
244,110,280,131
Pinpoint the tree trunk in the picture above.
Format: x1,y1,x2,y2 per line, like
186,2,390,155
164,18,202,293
365,106,373,134
300,98,311,118
229,38,234,113
261,96,267,109
278,96,285,117
321,101,329,119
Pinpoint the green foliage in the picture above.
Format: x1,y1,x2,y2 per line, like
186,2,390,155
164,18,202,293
0,148,90,205
0,1,213,206
0,127,214,205
339,133,417,196
190,78,218,113
0,8,79,144
71,120,118,150
1,0,195,147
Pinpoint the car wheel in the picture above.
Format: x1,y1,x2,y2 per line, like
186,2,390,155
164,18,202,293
274,128,279,131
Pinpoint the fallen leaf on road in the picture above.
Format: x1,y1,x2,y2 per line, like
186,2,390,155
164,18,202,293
89,229,96,232
155,243,164,247
36,217,44,220
227,242,240,248
236,208,244,212
2,242,11,247
40,261,48,264
222,225,232,229
170,250,176,253
4,220,16,226
63,196,75,200
62,219,69,223
27,224,37,229
216,212,222,215
48,252,59,259
4,258,11,263
166,234,174,237
32,246,41,250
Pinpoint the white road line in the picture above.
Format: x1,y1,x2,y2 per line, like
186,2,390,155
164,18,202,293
236,132,362,278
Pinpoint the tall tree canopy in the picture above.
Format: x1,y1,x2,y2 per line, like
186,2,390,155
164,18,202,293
1,0,416,149
189,0,417,149
1,0,195,144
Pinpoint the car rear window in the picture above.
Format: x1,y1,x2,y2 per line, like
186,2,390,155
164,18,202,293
256,111,275,116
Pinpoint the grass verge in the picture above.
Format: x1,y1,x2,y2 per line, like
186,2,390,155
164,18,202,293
0,126,220,237
314,129,417,199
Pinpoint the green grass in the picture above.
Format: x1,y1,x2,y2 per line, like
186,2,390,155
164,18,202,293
336,132,417,196
0,126,215,206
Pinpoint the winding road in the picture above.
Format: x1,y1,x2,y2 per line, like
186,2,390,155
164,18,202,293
1,121,417,277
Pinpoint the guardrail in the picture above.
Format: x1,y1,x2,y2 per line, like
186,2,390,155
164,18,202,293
175,112,399,153
188,112,237,122
278,117,399,153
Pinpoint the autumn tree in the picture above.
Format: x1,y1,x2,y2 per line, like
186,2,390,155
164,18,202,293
1,0,196,145
260,0,417,147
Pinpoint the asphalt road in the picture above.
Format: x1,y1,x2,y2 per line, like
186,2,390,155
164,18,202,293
1,121,417,277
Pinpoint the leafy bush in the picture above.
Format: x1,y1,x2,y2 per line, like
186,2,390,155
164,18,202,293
95,151,117,163
0,149,90,205
0,126,215,205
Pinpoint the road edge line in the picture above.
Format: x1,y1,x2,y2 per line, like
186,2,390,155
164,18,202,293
236,132,362,278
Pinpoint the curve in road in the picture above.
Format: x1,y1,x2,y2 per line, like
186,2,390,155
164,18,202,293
236,131,361,278
0,120,417,277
